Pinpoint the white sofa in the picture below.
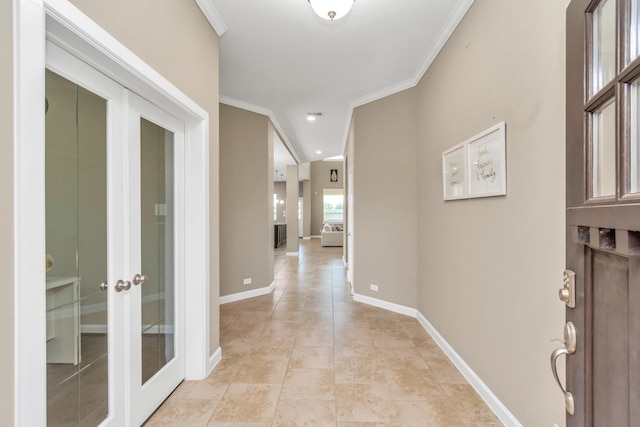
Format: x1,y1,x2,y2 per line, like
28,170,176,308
321,223,344,247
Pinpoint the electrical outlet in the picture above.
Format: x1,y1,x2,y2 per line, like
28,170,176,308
243,278,252,285
370,284,378,292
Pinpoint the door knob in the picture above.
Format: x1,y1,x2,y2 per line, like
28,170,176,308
133,273,148,286
550,321,576,415
115,279,131,292
100,281,108,291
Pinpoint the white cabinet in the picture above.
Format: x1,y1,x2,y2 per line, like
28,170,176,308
46,277,80,365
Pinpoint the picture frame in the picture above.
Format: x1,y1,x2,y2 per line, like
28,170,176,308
465,121,506,198
442,142,468,200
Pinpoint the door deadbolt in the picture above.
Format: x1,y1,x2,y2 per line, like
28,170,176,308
559,270,576,308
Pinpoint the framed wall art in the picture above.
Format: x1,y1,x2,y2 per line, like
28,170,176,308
441,121,507,201
465,121,506,198
442,142,468,200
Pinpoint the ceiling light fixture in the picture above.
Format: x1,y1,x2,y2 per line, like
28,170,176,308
307,112,322,121
308,0,354,21
316,150,322,154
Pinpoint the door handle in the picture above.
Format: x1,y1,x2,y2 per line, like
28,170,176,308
132,273,148,286
550,321,576,415
100,281,108,291
115,279,131,292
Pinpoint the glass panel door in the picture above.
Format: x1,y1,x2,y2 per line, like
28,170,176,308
140,118,175,384
129,94,185,426
46,42,185,426
45,69,110,427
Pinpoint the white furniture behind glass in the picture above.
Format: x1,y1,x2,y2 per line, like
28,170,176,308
46,276,80,365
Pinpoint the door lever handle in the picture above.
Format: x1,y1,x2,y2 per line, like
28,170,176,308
551,348,574,415
550,321,576,415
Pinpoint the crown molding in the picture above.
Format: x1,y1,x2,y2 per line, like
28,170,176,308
195,0,227,37
341,0,475,153
413,0,474,83
219,95,301,164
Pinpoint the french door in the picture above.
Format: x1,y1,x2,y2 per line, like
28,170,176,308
563,0,640,425
45,41,185,426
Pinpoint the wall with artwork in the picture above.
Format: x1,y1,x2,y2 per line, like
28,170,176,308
310,160,344,236
416,0,566,424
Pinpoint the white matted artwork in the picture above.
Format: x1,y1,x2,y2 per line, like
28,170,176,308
441,121,506,201
466,122,506,198
442,142,468,200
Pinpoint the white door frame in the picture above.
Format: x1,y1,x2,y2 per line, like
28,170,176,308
13,1,213,425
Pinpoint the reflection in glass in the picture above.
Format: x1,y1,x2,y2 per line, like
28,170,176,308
45,70,109,426
592,0,616,95
591,98,617,198
140,118,175,384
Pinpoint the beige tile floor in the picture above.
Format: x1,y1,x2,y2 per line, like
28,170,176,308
145,239,502,426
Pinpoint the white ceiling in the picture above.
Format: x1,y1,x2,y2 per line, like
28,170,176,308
204,0,474,165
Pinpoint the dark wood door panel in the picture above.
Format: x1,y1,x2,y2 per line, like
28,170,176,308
591,250,629,425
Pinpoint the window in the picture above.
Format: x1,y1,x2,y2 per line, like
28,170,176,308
323,189,344,223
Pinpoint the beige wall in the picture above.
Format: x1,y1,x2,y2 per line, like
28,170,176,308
415,0,567,425
267,123,275,271
310,160,344,235
0,0,14,424
69,0,221,355
302,180,311,238
352,89,419,308
343,121,355,267
220,104,274,296
286,164,299,253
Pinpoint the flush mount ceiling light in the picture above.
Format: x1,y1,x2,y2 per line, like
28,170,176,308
308,0,354,21
307,112,323,121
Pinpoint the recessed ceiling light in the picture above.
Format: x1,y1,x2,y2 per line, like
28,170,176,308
307,112,323,122
316,150,322,154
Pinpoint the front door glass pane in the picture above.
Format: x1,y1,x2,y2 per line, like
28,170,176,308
592,0,616,96
140,118,175,384
45,69,109,426
591,98,617,198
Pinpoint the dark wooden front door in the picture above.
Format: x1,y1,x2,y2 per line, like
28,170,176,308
565,0,640,425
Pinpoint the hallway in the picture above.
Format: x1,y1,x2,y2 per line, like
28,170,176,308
145,239,501,426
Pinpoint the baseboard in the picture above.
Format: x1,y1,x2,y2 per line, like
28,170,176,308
415,311,522,427
206,346,222,376
352,293,417,317
352,294,521,426
311,235,321,239
303,237,311,240
286,252,299,256
219,281,276,304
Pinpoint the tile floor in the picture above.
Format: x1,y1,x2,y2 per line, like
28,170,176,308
145,239,502,426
